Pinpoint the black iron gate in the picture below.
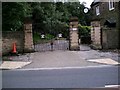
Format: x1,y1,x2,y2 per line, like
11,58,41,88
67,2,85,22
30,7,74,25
32,21,69,52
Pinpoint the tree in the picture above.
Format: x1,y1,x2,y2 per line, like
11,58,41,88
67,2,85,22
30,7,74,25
2,1,91,36
2,2,32,31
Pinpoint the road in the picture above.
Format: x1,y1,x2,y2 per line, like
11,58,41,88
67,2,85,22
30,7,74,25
2,65,119,88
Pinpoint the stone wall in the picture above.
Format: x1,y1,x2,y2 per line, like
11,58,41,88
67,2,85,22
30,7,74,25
91,2,119,26
2,29,34,55
118,1,120,49
2,17,34,55
102,28,119,49
69,17,79,50
24,23,34,52
2,31,24,54
91,21,102,49
90,2,119,50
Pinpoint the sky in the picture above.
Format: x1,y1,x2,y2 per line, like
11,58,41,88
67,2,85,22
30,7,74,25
0,0,94,8
79,0,94,8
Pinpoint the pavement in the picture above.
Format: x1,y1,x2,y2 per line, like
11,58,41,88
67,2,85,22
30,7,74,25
88,58,119,65
1,45,119,70
1,53,34,70
0,61,32,70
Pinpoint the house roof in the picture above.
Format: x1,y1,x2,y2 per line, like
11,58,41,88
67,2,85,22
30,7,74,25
94,0,100,2
91,0,100,7
106,19,116,24
104,18,116,27
91,0,120,7
90,0,106,7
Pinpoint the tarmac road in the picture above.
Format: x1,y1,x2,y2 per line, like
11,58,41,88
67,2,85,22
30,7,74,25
2,65,119,88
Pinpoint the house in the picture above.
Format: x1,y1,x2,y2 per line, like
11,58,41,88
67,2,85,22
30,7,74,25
90,0,120,49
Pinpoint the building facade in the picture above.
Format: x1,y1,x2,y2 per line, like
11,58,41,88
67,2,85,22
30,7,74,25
90,0,120,49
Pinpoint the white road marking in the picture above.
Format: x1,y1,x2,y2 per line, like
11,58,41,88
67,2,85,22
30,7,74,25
16,65,117,71
87,58,119,65
105,85,120,88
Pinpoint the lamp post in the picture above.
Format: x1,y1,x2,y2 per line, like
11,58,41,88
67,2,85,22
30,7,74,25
84,8,89,13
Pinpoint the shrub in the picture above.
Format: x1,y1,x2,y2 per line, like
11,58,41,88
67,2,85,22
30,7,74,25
78,24,91,37
33,33,41,43
45,34,55,40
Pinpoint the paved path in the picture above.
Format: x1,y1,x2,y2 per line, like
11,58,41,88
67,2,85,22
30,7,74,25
2,45,119,69
22,45,119,69
22,51,103,69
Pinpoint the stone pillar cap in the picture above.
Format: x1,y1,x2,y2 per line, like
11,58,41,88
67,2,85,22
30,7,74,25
24,16,32,24
70,17,78,22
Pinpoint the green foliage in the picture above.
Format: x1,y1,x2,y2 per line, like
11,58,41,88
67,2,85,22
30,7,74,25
2,2,32,31
33,33,41,43
2,1,91,37
33,33,54,42
33,33,55,44
45,34,55,40
78,24,91,37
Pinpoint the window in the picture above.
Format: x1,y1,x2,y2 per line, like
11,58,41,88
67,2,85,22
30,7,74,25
96,6,100,15
109,0,114,10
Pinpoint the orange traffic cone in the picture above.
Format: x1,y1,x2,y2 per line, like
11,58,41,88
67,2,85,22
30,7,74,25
12,43,17,53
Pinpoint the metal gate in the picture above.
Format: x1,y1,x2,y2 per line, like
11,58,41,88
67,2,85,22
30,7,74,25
34,39,69,52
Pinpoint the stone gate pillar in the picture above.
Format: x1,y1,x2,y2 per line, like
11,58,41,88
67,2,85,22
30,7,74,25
24,17,34,52
69,17,80,50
